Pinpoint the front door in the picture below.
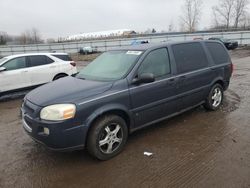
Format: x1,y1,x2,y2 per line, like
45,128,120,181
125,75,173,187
129,48,179,128
0,56,30,93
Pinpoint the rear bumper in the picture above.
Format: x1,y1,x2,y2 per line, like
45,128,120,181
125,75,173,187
21,108,88,151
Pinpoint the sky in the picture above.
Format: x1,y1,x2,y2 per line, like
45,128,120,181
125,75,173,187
0,0,223,39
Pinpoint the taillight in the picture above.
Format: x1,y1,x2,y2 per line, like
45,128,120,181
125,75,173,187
70,61,76,67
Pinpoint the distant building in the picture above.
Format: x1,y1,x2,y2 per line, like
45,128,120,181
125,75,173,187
65,29,136,41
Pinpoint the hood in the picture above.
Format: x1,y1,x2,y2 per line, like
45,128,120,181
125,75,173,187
26,76,113,106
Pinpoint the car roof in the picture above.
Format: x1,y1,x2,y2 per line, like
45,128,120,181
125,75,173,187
3,53,69,59
112,40,220,51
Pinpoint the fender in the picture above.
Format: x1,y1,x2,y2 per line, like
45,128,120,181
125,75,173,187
210,77,226,89
85,103,134,130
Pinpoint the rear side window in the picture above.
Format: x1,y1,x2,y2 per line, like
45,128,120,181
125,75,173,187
29,55,53,67
52,55,72,61
206,42,229,65
138,48,171,78
172,43,208,74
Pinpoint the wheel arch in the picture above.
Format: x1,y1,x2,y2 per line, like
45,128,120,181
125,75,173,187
85,104,133,142
211,78,226,90
53,73,68,80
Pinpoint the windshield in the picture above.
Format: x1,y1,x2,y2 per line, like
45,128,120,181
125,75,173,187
0,58,7,65
77,50,143,81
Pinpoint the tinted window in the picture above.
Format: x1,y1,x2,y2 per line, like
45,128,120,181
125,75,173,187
52,55,72,61
29,55,52,67
138,48,170,78
172,43,208,74
47,57,54,63
3,57,26,71
206,42,229,65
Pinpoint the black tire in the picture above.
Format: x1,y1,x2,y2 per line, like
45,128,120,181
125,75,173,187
53,74,67,80
87,115,128,160
204,84,224,111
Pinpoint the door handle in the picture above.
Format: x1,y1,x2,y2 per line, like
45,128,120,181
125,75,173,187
179,75,187,79
178,76,187,85
21,70,28,73
167,78,176,85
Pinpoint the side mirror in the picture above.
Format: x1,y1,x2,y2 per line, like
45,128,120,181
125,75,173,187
0,67,6,72
132,73,155,85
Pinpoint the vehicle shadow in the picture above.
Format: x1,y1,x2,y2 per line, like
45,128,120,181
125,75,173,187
0,91,29,102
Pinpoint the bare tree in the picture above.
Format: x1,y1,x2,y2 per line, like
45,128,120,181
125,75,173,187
168,21,174,32
213,0,235,29
19,32,27,45
233,0,249,28
0,31,8,45
212,0,249,29
31,28,42,44
212,7,220,28
241,12,250,28
16,28,42,44
25,30,32,44
180,0,203,32
46,38,56,44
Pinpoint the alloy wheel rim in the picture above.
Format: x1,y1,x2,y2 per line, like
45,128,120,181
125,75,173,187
99,123,123,154
211,88,222,108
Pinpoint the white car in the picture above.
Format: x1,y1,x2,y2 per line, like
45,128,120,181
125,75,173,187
0,53,77,95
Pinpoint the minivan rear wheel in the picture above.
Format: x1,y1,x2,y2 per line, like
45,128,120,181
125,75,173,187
87,115,128,160
204,84,224,111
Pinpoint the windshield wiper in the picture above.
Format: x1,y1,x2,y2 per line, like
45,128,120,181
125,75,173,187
72,73,85,80
77,77,86,80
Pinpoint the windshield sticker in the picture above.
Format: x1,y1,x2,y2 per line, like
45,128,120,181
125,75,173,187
126,51,142,55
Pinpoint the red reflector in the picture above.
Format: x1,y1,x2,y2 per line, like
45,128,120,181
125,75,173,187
70,61,76,67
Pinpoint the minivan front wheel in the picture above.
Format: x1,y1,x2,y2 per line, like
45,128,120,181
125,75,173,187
204,84,224,111
87,115,128,160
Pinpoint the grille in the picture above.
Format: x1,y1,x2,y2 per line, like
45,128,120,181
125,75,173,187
24,103,35,114
23,100,38,116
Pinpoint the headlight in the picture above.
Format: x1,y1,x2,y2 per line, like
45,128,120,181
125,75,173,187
40,104,76,121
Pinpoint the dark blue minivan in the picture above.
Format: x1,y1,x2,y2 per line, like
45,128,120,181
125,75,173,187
21,41,233,160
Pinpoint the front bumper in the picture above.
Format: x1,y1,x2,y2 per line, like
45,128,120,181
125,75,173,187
21,101,88,151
